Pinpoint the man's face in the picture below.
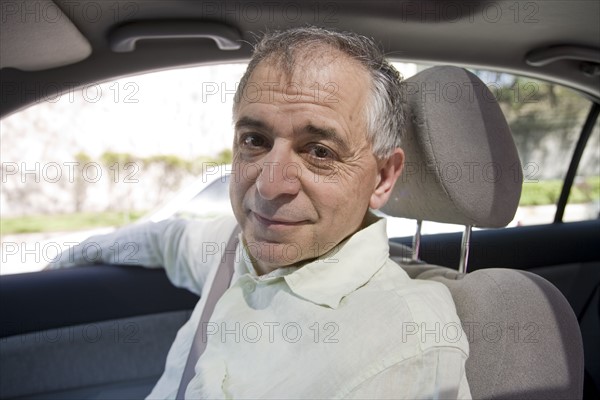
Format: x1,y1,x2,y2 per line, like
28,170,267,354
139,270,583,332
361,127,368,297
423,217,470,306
230,51,394,275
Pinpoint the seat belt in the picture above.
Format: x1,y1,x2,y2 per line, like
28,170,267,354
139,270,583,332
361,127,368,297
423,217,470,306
176,225,241,399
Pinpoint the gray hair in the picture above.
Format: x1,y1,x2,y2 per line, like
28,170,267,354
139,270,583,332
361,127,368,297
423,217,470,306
233,27,405,159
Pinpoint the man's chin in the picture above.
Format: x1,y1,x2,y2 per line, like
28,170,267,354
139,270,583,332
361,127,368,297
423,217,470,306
244,240,311,274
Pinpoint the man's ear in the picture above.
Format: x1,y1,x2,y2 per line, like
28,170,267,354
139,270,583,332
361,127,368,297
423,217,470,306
369,148,404,210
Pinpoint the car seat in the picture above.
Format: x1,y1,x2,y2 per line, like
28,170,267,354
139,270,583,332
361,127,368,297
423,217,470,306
382,66,584,399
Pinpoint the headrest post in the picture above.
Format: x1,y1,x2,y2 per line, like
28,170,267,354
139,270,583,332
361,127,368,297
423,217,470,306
458,225,472,274
412,220,422,261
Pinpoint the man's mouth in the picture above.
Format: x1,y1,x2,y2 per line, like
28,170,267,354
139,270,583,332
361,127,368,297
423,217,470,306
251,211,308,227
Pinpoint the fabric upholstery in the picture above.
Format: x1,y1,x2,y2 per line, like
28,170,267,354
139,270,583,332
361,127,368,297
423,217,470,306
440,269,583,399
382,66,522,227
392,261,585,399
386,65,584,399
0,311,190,399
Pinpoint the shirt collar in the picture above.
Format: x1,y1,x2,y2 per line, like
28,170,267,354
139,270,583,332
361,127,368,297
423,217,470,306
282,213,390,309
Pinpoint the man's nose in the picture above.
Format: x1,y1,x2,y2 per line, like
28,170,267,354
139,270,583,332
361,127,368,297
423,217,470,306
256,146,301,200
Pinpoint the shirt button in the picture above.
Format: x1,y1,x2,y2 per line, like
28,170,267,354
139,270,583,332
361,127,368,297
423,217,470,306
243,281,256,293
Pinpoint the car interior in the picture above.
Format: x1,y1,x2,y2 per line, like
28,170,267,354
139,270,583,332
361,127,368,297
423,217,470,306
1,1,599,399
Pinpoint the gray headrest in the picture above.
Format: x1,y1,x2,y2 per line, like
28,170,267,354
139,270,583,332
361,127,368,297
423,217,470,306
382,66,523,228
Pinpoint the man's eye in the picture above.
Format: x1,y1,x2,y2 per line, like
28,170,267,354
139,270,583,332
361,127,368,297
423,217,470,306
308,144,335,160
241,134,267,148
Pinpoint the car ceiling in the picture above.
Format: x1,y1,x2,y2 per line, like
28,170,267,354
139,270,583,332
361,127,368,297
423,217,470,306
1,0,599,117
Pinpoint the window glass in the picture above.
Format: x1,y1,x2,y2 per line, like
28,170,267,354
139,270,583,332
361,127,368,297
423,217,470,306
1,62,596,274
1,64,246,275
563,120,600,222
499,77,592,226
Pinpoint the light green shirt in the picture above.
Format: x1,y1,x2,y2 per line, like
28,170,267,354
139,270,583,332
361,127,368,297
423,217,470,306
50,214,471,399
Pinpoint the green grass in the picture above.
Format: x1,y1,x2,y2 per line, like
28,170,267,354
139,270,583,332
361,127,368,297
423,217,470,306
520,176,600,206
1,211,146,235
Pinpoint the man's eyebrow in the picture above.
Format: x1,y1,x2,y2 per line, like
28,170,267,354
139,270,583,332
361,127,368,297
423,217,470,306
235,117,268,131
305,124,350,153
235,118,351,153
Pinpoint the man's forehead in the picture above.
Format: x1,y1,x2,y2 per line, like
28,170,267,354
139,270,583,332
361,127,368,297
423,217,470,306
238,52,370,110
248,47,369,91
233,47,372,147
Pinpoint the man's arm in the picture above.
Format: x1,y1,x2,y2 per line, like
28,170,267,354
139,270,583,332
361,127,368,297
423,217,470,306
45,216,238,295
46,219,186,269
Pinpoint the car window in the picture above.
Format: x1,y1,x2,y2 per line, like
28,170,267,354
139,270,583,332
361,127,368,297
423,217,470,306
563,121,600,222
1,64,246,275
1,63,598,275
500,76,596,226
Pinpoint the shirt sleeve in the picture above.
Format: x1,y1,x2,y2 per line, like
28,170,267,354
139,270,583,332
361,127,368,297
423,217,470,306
344,347,471,400
45,216,238,296
45,219,184,269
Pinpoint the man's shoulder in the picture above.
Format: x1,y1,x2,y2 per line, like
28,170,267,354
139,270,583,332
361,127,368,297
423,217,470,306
362,260,469,353
377,260,458,322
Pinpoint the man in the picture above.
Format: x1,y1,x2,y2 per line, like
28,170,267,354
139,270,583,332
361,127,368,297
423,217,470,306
49,27,471,399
